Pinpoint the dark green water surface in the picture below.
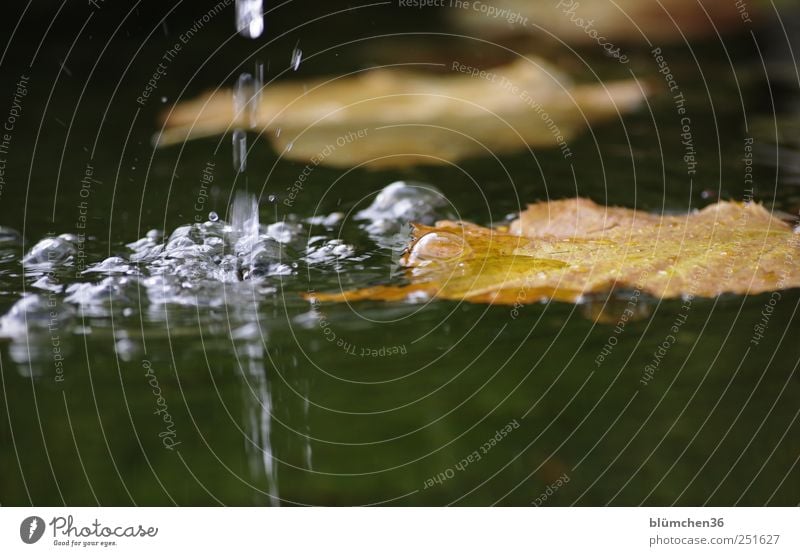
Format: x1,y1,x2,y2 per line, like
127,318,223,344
0,2,798,505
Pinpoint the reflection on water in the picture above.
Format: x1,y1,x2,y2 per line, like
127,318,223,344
3,290,798,506
237,338,280,506
237,335,316,506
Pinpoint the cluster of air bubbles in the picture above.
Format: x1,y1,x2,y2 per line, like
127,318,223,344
0,182,455,339
356,181,453,250
64,276,145,317
3,205,360,324
21,234,80,268
305,212,344,228
356,181,451,234
304,238,359,267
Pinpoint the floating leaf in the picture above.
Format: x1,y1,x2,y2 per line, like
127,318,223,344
309,198,800,305
158,58,647,168
452,0,757,44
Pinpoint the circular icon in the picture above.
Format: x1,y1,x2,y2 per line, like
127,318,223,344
19,516,45,544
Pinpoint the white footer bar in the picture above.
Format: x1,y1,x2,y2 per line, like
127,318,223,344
1,507,797,554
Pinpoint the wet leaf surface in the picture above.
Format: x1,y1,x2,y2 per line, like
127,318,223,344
310,198,800,305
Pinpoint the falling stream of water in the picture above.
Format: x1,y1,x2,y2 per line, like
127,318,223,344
239,340,280,505
232,68,261,174
232,0,282,505
235,0,264,39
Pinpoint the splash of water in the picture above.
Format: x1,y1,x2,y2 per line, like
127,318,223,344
229,191,260,253
1,181,452,341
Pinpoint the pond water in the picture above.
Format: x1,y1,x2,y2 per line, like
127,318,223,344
0,3,798,506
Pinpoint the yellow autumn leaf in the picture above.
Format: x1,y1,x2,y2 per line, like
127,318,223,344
309,198,800,305
452,0,756,44
158,57,647,168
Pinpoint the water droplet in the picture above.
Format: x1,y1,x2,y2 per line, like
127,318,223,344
235,0,264,39
232,129,247,172
407,231,469,265
209,211,219,222
234,72,255,125
290,44,302,71
254,61,264,118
